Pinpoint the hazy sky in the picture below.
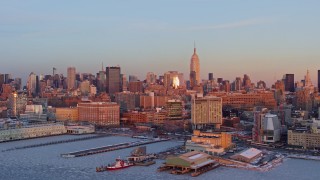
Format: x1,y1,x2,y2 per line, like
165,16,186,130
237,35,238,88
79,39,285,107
1,0,320,86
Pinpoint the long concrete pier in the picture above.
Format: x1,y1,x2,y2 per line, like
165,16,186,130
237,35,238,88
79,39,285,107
61,138,170,158
2,134,111,152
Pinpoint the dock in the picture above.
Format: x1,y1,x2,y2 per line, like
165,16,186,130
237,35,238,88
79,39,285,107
287,154,320,161
134,160,156,166
1,134,111,152
191,163,220,177
61,138,170,158
158,151,220,177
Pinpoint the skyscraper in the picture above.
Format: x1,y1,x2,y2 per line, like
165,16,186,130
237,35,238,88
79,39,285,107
163,71,184,89
190,71,197,88
146,72,157,85
4,74,12,84
97,70,106,93
318,70,320,92
208,73,213,81
14,78,22,90
129,75,138,82
284,74,294,92
0,74,4,89
190,44,200,87
304,70,313,87
243,74,251,89
121,74,127,92
67,67,76,90
234,77,242,91
106,66,121,94
27,72,37,96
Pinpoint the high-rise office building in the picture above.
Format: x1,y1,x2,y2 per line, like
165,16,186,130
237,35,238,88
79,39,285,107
304,70,314,90
27,72,37,96
129,75,138,82
318,70,320,92
163,71,185,89
208,73,213,81
234,77,242,91
0,74,4,90
79,80,90,95
14,78,22,90
222,80,231,92
106,66,121,94
53,74,61,89
146,72,157,85
36,75,40,95
97,70,106,93
190,44,200,87
4,74,12,84
243,74,251,89
190,71,197,88
121,74,127,92
284,74,294,92
67,67,76,90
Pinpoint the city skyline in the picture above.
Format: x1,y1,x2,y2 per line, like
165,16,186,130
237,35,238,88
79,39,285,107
1,0,320,86
2,1,320,179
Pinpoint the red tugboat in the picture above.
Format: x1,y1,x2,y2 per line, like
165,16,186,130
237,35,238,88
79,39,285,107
106,158,134,170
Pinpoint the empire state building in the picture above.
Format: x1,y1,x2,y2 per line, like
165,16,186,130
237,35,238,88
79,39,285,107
190,44,200,87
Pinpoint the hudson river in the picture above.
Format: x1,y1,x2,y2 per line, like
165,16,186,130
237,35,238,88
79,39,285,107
0,135,319,180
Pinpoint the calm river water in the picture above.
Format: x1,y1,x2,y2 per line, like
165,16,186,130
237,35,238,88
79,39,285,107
0,135,319,180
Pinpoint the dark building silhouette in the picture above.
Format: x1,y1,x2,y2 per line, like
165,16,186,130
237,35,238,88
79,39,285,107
318,70,320,92
208,73,213,81
35,75,41,96
284,74,294,92
4,74,11,84
0,74,4,89
106,67,121,94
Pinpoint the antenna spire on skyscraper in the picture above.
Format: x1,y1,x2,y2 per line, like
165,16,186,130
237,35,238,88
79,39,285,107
194,40,196,53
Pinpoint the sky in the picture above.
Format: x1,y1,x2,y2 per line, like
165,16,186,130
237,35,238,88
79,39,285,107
1,0,320,87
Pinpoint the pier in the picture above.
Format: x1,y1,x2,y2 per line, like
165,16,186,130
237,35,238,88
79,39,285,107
212,155,284,172
61,138,170,158
1,134,111,152
287,154,320,161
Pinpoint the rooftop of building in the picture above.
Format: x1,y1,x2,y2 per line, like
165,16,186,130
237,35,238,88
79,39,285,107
238,148,262,159
174,151,211,164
